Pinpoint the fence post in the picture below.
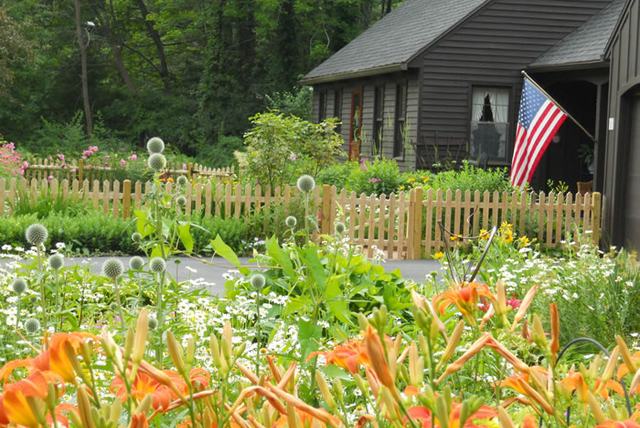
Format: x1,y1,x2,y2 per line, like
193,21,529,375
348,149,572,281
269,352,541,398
122,180,132,218
187,162,194,179
592,192,601,246
78,159,85,182
321,184,333,235
407,187,424,259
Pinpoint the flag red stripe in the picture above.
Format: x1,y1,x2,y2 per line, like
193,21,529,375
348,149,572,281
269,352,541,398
510,101,558,186
525,113,567,183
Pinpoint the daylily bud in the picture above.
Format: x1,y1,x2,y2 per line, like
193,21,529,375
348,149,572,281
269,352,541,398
437,334,491,384
333,378,344,403
132,309,149,363
77,386,97,428
222,321,233,361
210,334,221,368
437,320,464,370
531,314,548,350
601,346,619,383
124,327,135,361
587,391,606,424
167,332,186,375
315,371,336,409
616,335,637,374
497,406,515,428
364,326,394,390
549,304,560,364
408,343,424,387
510,285,538,331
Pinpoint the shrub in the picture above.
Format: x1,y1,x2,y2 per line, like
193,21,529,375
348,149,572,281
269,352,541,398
346,158,402,195
427,161,511,193
316,161,357,189
243,112,344,188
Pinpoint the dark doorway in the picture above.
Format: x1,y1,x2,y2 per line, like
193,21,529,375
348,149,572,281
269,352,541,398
535,81,597,192
349,88,363,161
623,89,640,252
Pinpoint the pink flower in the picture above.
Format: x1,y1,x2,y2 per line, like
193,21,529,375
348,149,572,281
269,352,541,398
47,175,54,182
289,153,298,161
507,298,522,310
120,159,127,168
57,153,65,162
368,177,382,184
129,153,138,161
89,146,98,153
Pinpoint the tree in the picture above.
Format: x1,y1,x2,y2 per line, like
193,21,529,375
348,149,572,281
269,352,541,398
74,0,93,136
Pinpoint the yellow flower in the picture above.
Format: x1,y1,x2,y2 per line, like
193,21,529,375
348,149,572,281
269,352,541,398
518,236,531,248
433,251,444,260
503,231,514,244
450,234,462,242
407,177,416,183
479,229,489,240
399,185,405,191
421,176,429,183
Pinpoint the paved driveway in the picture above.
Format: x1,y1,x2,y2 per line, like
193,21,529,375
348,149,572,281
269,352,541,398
3,256,441,295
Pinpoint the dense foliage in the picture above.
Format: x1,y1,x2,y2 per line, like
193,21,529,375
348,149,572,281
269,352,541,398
0,0,403,162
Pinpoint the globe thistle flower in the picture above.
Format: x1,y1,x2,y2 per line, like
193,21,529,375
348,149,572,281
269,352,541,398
148,153,167,171
250,273,266,290
129,256,145,270
12,278,27,294
335,222,346,235
102,258,124,279
176,195,187,206
146,137,165,154
131,232,142,242
48,253,64,270
177,175,188,186
25,224,48,246
149,257,166,273
296,175,316,193
148,317,158,330
25,318,40,334
285,216,297,228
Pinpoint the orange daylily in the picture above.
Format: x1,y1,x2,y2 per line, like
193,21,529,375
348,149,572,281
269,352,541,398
309,339,370,374
596,420,640,428
0,370,59,427
406,403,497,427
189,367,211,391
433,282,494,321
32,333,91,383
561,371,625,401
130,413,150,428
112,371,184,411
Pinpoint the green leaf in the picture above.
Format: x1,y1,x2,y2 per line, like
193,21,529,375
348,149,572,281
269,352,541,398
283,295,312,317
177,222,194,253
266,236,295,278
301,246,327,290
298,320,322,358
134,210,154,237
151,244,170,258
211,235,240,268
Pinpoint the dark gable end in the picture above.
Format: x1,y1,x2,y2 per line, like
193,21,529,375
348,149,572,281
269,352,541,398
530,0,627,70
301,0,488,85
414,0,613,157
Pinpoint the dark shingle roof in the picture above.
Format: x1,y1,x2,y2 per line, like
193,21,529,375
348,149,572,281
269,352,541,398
530,0,626,69
301,0,487,84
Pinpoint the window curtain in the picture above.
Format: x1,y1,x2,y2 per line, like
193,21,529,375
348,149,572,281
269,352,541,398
472,87,509,123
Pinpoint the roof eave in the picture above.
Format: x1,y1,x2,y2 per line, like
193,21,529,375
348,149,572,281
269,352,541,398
526,59,609,73
300,63,407,85
604,0,634,58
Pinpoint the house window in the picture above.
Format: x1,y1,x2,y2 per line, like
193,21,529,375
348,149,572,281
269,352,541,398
373,85,385,157
333,89,343,133
318,90,327,122
393,82,408,158
470,87,510,162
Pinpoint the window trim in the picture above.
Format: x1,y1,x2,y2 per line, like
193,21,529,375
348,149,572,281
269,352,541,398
373,85,385,157
318,89,328,122
333,88,343,134
468,84,514,165
393,81,408,159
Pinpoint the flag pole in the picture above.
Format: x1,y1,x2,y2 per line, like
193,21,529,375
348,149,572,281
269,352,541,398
521,70,597,143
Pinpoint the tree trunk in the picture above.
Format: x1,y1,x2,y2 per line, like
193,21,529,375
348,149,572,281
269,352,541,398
74,0,93,137
112,44,136,92
134,0,170,88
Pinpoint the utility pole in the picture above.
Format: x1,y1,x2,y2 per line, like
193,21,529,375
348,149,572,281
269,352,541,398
74,0,93,137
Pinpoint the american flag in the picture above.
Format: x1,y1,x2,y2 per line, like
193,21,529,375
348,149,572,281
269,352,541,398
510,77,567,188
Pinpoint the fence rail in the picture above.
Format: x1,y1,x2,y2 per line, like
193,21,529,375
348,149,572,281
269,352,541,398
23,159,234,182
0,178,601,259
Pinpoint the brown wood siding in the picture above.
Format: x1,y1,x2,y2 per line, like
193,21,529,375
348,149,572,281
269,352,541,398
603,0,640,245
416,0,611,165
312,72,418,170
